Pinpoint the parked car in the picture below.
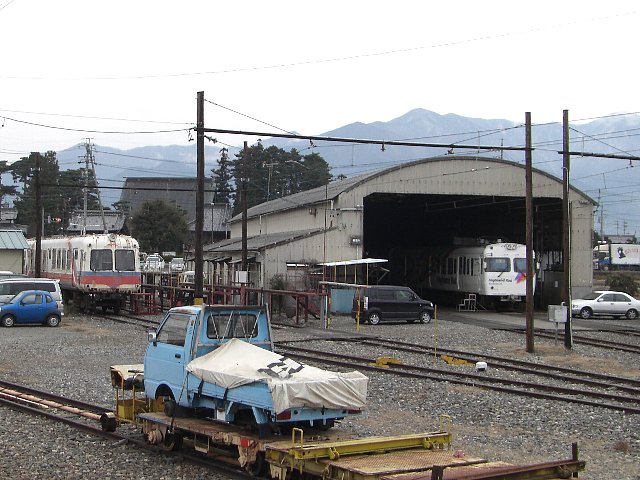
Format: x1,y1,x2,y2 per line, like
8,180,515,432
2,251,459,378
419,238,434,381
351,285,435,325
143,254,165,271
0,290,63,327
0,278,64,310
170,257,184,272
0,271,27,280
571,290,640,319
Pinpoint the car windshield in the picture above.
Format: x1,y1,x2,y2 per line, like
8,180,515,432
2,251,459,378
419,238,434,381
8,294,21,304
582,292,601,300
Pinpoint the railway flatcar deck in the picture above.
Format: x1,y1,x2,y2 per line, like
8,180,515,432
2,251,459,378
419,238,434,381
138,412,584,479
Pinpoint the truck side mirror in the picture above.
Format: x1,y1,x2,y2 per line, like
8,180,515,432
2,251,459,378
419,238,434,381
147,329,157,345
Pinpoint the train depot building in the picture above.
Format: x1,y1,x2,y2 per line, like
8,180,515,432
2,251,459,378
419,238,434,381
202,156,595,309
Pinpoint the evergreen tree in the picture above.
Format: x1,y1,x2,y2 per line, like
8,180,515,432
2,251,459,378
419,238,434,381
130,200,188,253
211,147,233,205
230,144,332,214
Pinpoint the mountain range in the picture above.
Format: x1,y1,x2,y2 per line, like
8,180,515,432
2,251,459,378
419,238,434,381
54,109,640,235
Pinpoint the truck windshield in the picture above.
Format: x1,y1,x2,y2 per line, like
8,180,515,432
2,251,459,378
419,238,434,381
157,313,194,346
90,249,113,271
206,312,259,340
115,249,136,271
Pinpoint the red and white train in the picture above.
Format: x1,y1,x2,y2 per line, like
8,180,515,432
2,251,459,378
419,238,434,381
26,234,141,313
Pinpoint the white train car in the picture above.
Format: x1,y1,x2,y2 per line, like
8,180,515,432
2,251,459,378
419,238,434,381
26,234,141,313
426,242,535,308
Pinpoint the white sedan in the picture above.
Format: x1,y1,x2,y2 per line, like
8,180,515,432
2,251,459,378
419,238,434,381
571,290,640,320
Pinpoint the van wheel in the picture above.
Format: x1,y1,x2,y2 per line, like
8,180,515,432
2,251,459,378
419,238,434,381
419,310,432,324
46,314,61,327
1,315,15,327
367,312,381,325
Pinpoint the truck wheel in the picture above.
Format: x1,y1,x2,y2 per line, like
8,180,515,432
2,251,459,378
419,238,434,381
163,396,177,417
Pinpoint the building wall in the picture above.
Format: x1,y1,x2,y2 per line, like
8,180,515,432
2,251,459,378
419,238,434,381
229,158,594,294
0,250,24,273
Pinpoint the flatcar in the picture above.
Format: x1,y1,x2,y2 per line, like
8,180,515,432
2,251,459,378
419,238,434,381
426,241,535,309
26,233,141,313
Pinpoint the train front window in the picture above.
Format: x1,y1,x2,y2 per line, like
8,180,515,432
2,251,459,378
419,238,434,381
115,249,136,271
485,257,510,272
90,249,113,271
514,258,527,273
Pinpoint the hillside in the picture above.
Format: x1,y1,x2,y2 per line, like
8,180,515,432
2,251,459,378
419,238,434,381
53,109,640,234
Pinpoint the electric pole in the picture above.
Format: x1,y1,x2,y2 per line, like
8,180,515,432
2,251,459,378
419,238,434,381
195,91,205,305
241,141,248,272
525,112,534,353
34,154,42,277
562,110,573,349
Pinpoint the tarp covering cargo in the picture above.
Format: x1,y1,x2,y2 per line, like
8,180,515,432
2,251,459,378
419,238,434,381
186,338,368,413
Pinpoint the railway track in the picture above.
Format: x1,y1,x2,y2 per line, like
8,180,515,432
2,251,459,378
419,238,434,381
275,340,640,415
0,380,251,479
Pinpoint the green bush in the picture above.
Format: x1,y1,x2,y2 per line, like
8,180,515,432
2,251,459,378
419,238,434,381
269,274,289,313
607,273,639,297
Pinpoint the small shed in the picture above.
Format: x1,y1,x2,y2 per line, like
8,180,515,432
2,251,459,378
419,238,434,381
0,230,29,273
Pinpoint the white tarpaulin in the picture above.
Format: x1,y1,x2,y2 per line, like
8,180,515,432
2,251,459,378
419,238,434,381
186,338,368,413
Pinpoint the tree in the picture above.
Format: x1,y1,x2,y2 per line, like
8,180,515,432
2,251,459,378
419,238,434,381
11,152,59,236
211,147,233,205
231,144,332,214
11,152,101,236
129,200,188,253
0,161,17,210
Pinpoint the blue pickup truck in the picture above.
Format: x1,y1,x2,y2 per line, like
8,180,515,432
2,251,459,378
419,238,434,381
144,304,367,435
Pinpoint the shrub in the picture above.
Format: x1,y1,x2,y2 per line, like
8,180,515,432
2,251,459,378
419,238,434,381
269,274,289,314
607,273,639,297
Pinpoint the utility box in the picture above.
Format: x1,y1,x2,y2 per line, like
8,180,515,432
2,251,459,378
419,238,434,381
548,304,568,323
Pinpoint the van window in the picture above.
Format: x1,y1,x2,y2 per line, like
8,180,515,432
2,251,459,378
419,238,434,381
115,249,136,271
90,249,113,271
10,283,36,295
0,283,12,295
34,282,56,293
378,289,395,300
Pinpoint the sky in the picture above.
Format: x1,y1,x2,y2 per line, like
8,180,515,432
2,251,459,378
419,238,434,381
1,1,639,164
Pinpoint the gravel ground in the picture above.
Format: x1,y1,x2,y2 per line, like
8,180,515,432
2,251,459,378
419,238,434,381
0,310,639,479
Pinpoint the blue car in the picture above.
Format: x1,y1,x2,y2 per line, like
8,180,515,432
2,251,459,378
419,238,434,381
0,290,63,327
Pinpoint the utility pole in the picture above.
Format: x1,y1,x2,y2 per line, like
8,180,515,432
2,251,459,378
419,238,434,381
34,154,42,277
241,141,248,272
525,112,534,353
562,110,573,349
82,139,108,233
194,91,205,305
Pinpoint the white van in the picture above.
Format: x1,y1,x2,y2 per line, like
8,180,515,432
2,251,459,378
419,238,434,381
0,278,64,310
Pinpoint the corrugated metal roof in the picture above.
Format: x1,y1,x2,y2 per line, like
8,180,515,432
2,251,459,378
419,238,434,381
67,210,126,233
230,172,377,222
204,228,326,253
0,230,29,250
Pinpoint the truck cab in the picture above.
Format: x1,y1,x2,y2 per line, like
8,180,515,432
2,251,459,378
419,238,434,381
144,304,366,434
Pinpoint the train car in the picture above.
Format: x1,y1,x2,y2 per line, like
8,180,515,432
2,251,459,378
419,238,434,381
426,241,535,309
26,234,141,313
